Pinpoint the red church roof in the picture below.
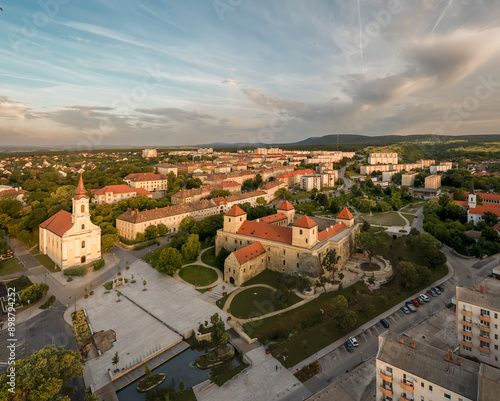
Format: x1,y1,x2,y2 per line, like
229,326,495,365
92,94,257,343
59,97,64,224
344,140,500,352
277,200,294,211
225,205,246,217
39,210,73,237
468,205,500,216
294,215,317,228
233,242,266,265
337,207,354,220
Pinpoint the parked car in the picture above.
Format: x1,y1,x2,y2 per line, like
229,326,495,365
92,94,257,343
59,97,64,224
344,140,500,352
416,297,425,305
349,336,359,347
419,294,430,302
433,287,441,295
380,318,390,328
427,289,437,297
411,299,420,307
401,306,410,314
404,301,417,313
437,284,445,292
345,341,354,353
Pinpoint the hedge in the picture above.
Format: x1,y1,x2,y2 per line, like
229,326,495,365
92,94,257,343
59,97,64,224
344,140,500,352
93,259,105,271
63,268,87,276
134,240,160,251
40,295,56,309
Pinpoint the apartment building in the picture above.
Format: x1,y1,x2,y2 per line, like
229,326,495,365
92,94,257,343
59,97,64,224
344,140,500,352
402,172,417,187
376,332,500,401
368,152,398,165
300,175,322,191
123,172,168,191
425,174,442,189
90,185,152,205
456,280,500,368
430,162,453,174
155,164,178,176
382,170,398,183
142,148,157,158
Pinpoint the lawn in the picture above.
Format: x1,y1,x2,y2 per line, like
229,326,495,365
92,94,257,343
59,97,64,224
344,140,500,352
244,263,448,368
35,254,59,273
6,275,33,291
294,201,323,216
242,269,310,291
178,265,218,287
361,211,406,226
291,190,313,201
201,247,218,269
0,258,22,275
229,286,302,319
401,213,415,226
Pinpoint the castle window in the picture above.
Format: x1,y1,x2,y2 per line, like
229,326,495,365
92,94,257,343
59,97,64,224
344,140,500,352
235,239,237,244
81,205,85,213
81,224,85,230
306,239,308,243
81,241,85,248
268,256,270,262
282,260,285,266
283,250,286,255
228,218,231,222
300,229,303,235
297,263,299,268
240,217,242,221
297,253,299,258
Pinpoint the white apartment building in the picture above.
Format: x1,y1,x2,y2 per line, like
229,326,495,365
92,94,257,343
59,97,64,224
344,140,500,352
368,152,398,165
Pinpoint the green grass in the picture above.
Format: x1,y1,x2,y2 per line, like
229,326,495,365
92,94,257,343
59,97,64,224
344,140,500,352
179,265,218,287
6,275,33,291
201,247,218,268
291,191,313,201
361,211,406,226
0,257,22,275
35,254,60,273
229,287,302,319
216,292,231,310
242,269,309,291
244,264,448,368
294,201,323,216
401,213,415,225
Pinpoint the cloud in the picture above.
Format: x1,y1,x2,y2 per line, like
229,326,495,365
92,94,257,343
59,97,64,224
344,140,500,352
222,79,241,87
0,96,28,119
136,107,215,122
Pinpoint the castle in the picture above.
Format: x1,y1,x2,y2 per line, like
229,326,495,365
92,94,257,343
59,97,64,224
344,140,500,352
215,201,359,286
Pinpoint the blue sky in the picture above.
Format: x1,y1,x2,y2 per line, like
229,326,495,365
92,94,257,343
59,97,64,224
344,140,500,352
1,0,500,148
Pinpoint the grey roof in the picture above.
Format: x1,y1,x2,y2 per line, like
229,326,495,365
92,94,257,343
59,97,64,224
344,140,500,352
479,364,500,401
457,286,500,312
378,334,479,400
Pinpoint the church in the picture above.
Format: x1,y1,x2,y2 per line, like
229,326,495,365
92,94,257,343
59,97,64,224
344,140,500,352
39,176,101,269
215,201,359,286
455,186,500,225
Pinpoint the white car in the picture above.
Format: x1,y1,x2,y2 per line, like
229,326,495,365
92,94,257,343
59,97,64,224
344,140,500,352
349,336,359,347
419,294,430,302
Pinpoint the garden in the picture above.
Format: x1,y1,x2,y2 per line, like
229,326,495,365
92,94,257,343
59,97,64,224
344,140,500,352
178,265,218,287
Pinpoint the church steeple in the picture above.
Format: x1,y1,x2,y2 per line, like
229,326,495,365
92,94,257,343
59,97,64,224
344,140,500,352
74,174,88,200
468,183,476,208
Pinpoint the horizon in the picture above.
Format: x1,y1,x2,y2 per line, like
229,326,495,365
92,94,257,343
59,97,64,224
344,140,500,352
1,1,500,148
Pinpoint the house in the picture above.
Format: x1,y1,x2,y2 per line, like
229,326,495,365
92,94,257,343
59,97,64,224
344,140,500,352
39,176,101,269
90,185,153,205
123,172,168,192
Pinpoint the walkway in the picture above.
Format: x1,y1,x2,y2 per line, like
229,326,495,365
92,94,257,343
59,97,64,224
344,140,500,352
173,247,223,290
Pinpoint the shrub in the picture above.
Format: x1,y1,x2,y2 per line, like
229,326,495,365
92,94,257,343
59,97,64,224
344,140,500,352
103,282,113,290
63,268,87,277
67,276,73,282
134,240,160,251
20,283,49,304
119,237,136,245
93,259,105,271
40,295,56,309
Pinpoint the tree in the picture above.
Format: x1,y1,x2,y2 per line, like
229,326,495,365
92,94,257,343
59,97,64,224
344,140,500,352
143,280,147,290
210,313,230,346
144,225,158,240
338,309,357,332
180,216,195,232
356,232,388,267
315,274,329,292
317,193,329,208
112,351,120,371
256,197,267,206
361,220,371,232
157,247,182,274
483,211,499,227
157,223,169,237
135,232,145,242
0,345,83,401
329,200,340,214
170,231,188,250
322,249,340,276
398,261,422,291
144,363,151,377
216,247,231,269
101,234,118,252
20,283,49,304
17,230,31,244
181,234,201,261
330,295,349,319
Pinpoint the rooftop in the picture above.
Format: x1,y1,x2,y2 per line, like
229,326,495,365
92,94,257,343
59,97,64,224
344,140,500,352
294,215,317,229
336,207,354,220
39,210,73,237
91,184,152,196
233,242,266,265
237,220,292,245
277,200,294,211
256,212,287,224
317,222,348,242
457,280,500,312
124,172,167,182
225,205,246,217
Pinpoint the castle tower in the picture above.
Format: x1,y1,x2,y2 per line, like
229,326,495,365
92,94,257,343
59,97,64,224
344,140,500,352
292,215,318,248
224,205,247,234
277,200,295,224
468,184,477,208
336,207,355,228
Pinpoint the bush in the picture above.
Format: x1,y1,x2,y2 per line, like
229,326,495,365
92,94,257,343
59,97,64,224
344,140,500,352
119,237,136,245
93,259,105,271
134,239,159,251
20,283,49,304
103,282,113,290
63,268,87,277
40,295,56,309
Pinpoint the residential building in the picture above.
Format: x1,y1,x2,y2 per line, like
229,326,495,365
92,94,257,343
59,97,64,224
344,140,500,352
155,164,178,176
276,169,316,186
425,174,442,189
455,188,500,225
142,148,157,158
300,175,322,191
456,279,500,368
430,162,453,174
171,187,213,205
90,185,152,205
261,180,287,200
39,176,101,269
376,332,500,401
382,170,397,183
402,172,417,187
0,187,27,205
216,203,359,286
368,152,398,165
123,172,168,191
255,147,283,155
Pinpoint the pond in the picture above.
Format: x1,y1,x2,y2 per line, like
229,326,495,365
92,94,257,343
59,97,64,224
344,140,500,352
117,347,242,400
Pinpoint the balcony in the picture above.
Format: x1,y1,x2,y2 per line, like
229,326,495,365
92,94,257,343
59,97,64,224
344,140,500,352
380,370,393,383
463,320,473,327
480,336,491,343
480,315,491,323
462,310,472,317
462,330,473,337
400,381,414,392
380,385,393,397
480,325,491,332
480,347,491,354
462,341,473,348
401,396,414,401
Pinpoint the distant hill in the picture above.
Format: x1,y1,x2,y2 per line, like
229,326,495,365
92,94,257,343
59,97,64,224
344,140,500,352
197,133,500,148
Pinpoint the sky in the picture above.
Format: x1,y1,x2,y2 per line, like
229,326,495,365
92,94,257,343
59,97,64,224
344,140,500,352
1,0,500,149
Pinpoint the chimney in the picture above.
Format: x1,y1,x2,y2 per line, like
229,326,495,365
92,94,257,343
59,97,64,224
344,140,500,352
399,336,405,344
456,357,462,366
472,284,476,291
445,350,453,362
410,337,416,349
480,284,486,294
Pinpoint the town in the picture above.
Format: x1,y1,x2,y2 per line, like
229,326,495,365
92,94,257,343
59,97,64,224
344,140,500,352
0,140,499,401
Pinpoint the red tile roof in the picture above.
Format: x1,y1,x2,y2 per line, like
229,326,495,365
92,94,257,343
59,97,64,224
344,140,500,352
468,205,500,216
117,200,216,223
233,242,266,265
318,222,348,241
294,215,317,228
124,172,167,182
39,210,73,237
277,200,294,211
276,169,316,179
337,207,354,220
237,220,292,244
464,192,500,202
454,200,469,207
219,180,241,188
91,185,152,196
257,212,287,224
225,205,247,217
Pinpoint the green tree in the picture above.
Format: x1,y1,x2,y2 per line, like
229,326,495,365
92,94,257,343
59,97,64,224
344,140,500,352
330,295,349,319
483,211,499,227
157,247,182,274
144,363,151,377
135,232,145,242
398,261,422,291
329,200,340,214
216,247,231,269
322,249,340,275
144,225,158,240
112,351,120,371
17,230,31,245
356,231,388,267
315,274,330,292
210,313,230,346
181,234,201,261
338,309,357,332
180,216,195,232
170,231,188,250
0,345,83,401
20,283,49,304
390,192,402,210
256,197,267,206
157,223,169,237
101,234,118,252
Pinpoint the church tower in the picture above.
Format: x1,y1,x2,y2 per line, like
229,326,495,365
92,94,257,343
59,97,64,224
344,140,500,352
72,175,91,233
468,184,476,208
